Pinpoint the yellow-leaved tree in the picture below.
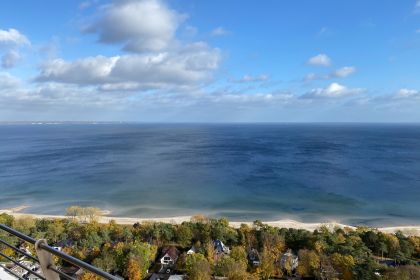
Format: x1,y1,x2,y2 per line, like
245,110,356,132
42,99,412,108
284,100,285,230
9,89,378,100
125,258,142,280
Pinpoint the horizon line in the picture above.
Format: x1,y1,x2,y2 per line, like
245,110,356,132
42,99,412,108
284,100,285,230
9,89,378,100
1,121,420,125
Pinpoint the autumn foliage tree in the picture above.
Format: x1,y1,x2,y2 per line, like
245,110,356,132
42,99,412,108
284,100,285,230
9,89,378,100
125,258,142,280
296,249,320,278
1,212,420,279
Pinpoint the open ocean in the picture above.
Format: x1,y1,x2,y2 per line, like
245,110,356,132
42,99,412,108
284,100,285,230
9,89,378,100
0,123,420,226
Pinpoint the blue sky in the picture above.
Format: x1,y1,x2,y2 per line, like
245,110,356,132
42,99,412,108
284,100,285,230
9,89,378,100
0,0,420,122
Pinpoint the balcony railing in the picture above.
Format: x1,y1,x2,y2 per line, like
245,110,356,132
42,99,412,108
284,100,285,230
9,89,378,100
0,224,119,280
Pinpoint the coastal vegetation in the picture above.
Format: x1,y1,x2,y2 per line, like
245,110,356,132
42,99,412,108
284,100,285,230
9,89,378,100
0,208,419,280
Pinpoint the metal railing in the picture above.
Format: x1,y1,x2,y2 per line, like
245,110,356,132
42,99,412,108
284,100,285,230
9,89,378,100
0,224,119,280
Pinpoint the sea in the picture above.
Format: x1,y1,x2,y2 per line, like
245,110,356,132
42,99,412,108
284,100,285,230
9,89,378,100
0,123,419,227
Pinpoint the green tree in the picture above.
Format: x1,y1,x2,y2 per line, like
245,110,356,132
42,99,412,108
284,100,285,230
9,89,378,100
230,246,247,264
186,253,211,280
0,213,14,226
176,223,193,247
46,221,65,243
92,250,117,273
129,241,152,276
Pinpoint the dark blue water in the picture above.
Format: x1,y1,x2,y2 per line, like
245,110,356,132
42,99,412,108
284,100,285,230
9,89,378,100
0,124,419,226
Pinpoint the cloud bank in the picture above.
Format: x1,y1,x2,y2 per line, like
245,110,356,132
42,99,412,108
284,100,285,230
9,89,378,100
37,0,221,92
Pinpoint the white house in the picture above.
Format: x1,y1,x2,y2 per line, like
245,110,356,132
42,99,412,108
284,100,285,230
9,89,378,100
159,247,180,265
186,246,196,255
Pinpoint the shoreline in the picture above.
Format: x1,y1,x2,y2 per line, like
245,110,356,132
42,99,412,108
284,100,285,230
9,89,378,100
1,207,420,236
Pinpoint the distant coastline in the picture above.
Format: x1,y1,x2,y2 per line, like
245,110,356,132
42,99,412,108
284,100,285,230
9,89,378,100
0,121,131,125
2,205,419,237
2,121,420,126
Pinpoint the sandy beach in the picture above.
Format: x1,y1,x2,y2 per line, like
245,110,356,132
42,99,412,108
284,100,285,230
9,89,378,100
1,206,419,236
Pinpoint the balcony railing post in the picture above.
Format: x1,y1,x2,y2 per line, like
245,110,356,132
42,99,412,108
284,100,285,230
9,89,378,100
1,223,118,280
35,239,60,280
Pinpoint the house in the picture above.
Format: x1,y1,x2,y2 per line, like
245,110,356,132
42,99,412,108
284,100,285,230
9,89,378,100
247,248,260,266
159,246,180,265
280,250,298,271
213,240,230,254
187,246,196,255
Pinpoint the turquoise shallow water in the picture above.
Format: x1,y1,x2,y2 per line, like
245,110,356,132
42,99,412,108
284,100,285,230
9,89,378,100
0,123,420,226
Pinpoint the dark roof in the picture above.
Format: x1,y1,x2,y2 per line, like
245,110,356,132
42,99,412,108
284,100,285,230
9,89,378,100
379,260,397,267
213,240,223,251
213,240,223,247
161,246,180,261
248,248,260,261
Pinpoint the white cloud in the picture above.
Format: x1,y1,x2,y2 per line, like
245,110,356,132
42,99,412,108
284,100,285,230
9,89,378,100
0,28,29,69
415,0,420,13
85,0,184,52
232,74,269,83
332,66,356,78
416,29,420,33
307,54,331,67
38,0,222,90
211,27,229,36
1,50,20,68
394,88,419,99
0,72,21,89
304,66,356,81
36,42,221,88
37,55,119,84
302,83,364,99
0,28,30,46
0,80,298,120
